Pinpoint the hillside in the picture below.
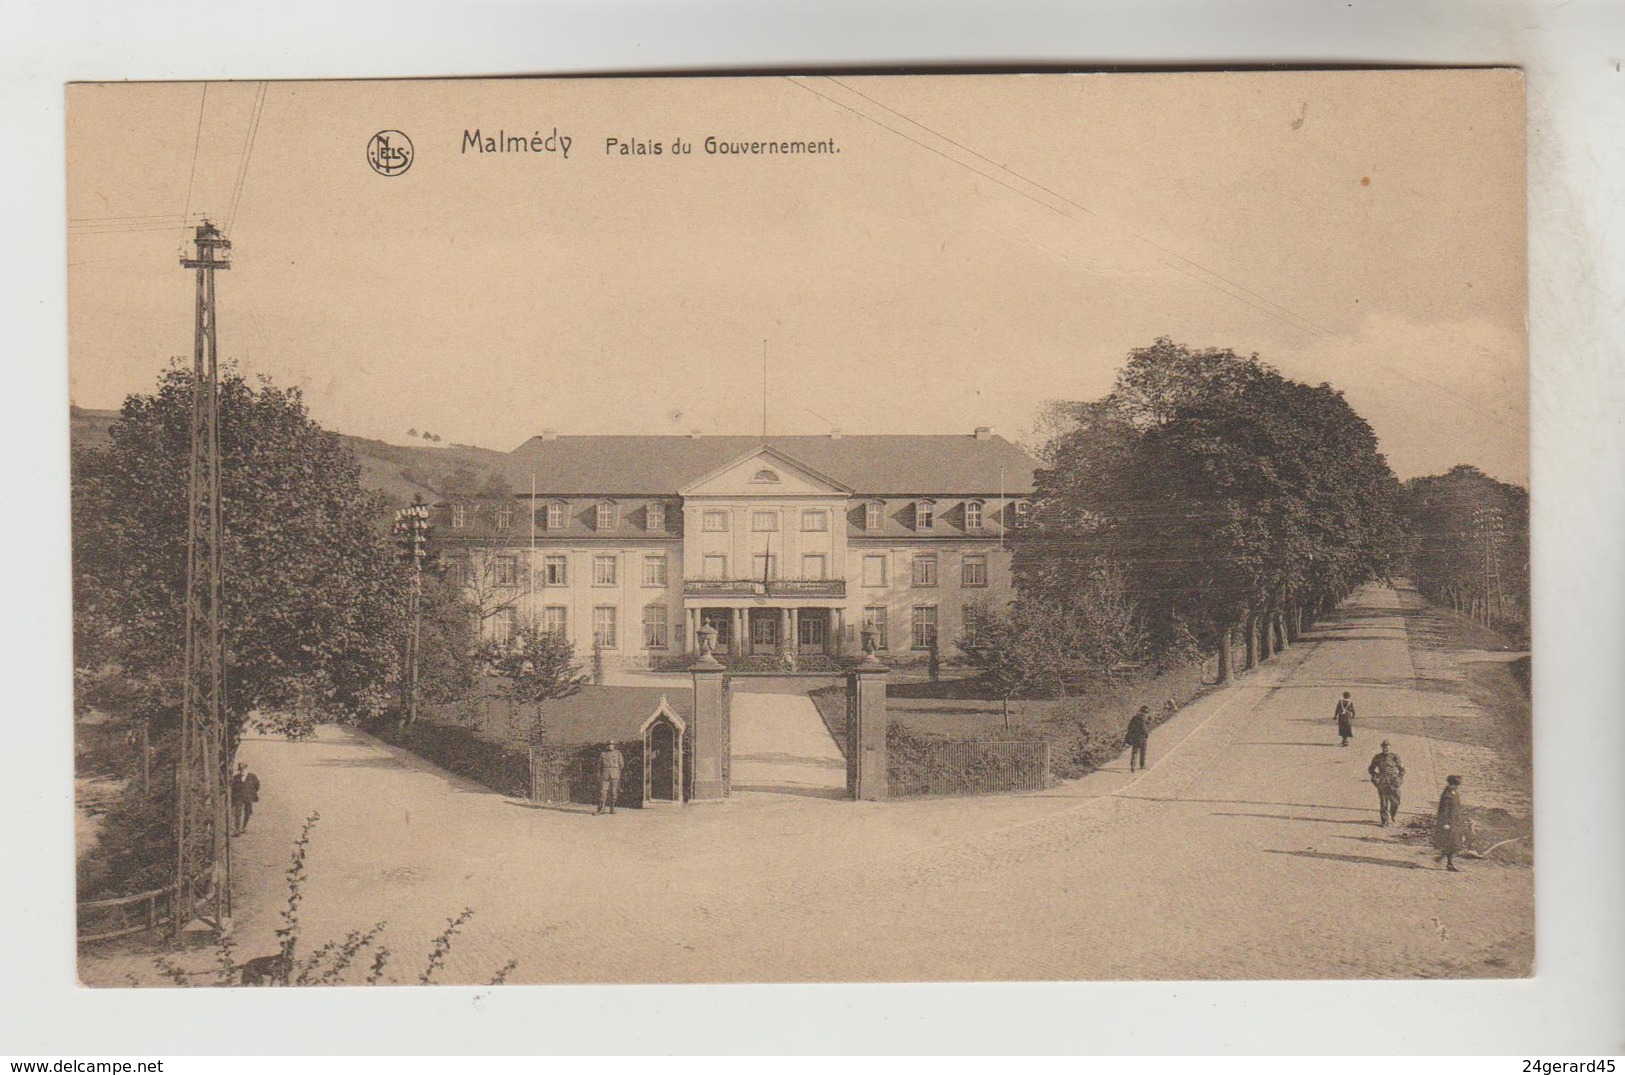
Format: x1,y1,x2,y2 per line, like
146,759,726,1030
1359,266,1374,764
69,406,512,506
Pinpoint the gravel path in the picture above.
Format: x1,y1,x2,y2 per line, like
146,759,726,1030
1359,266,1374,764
80,583,1532,985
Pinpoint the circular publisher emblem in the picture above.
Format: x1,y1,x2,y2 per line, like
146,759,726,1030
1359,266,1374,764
367,130,414,176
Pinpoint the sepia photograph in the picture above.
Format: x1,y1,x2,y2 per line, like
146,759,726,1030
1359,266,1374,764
65,71,1534,989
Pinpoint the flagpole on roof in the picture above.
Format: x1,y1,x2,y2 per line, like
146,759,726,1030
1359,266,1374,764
529,470,536,617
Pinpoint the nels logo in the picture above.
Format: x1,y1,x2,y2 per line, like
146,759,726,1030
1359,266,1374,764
367,130,414,176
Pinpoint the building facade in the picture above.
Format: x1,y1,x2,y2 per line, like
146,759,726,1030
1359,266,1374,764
434,430,1038,666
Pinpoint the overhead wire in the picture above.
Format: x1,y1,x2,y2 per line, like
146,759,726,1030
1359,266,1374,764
791,76,1514,426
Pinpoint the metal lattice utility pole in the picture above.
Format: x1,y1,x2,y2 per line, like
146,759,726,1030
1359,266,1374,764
176,222,231,936
394,496,432,726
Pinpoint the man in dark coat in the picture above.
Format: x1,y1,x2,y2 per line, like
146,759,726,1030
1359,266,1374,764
1367,739,1406,826
1124,705,1151,772
595,740,625,815
230,762,261,835
1434,775,1467,871
1334,691,1356,747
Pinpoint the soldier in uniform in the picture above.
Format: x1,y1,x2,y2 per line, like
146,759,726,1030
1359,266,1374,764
1124,705,1151,772
595,740,625,815
1367,739,1406,826
1334,691,1356,747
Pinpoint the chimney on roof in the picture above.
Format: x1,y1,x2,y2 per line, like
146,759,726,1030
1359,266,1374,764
689,429,704,439
974,426,993,440
830,428,843,439
540,429,558,441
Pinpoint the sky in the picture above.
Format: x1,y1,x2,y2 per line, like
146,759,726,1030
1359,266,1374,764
66,71,1528,483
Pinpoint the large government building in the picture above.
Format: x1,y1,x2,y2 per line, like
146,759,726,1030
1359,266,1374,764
434,429,1039,666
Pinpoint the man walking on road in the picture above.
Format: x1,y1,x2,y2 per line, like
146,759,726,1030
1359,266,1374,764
1125,705,1151,772
1434,774,1467,871
1334,691,1356,747
1367,739,1406,826
230,762,260,835
595,740,625,815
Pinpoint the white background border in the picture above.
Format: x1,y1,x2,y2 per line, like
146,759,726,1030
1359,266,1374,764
2,0,1620,1055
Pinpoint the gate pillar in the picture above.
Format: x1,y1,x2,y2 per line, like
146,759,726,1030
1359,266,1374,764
690,666,729,800
846,664,889,801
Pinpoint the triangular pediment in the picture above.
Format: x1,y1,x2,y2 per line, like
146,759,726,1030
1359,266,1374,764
679,445,854,497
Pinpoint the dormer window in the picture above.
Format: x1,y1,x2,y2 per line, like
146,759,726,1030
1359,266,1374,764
864,501,884,531
646,501,667,532
596,501,619,530
494,504,513,531
751,468,781,484
964,500,983,530
545,501,566,530
915,499,936,530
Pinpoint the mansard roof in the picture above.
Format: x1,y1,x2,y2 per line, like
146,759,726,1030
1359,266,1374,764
502,434,1039,496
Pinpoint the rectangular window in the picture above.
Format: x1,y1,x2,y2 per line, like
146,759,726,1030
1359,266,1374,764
965,501,983,530
592,606,618,649
596,502,618,530
492,606,518,645
446,558,468,586
863,606,889,651
642,605,669,649
451,504,467,529
642,554,668,587
962,553,988,588
495,504,513,531
912,606,938,650
862,554,887,588
543,555,568,586
702,509,729,532
702,554,727,580
546,502,566,530
912,553,938,587
751,510,780,532
751,554,779,580
493,554,519,588
916,501,935,530
646,502,666,532
864,502,884,531
542,606,568,638
800,509,828,532
1014,500,1031,528
593,554,618,586
802,553,827,580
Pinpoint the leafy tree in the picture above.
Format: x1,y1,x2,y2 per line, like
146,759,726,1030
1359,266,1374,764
1401,465,1528,631
479,626,588,744
956,601,1075,728
72,366,410,742
1019,338,1404,682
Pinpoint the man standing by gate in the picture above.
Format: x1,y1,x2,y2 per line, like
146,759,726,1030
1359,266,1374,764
596,740,625,815
1367,739,1406,826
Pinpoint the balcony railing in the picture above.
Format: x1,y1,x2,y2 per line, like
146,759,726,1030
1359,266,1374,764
683,578,846,599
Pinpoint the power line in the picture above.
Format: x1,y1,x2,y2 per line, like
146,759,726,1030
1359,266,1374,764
790,76,1326,341
180,83,209,231
790,76,1514,426
225,82,267,235
824,76,1332,340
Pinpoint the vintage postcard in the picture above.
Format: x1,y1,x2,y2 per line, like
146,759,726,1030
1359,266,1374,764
68,71,1530,986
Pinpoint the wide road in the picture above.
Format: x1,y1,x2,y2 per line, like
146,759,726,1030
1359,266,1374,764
88,583,1532,984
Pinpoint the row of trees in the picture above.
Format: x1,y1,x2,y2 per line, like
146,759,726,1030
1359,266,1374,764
1401,464,1530,634
987,338,1406,686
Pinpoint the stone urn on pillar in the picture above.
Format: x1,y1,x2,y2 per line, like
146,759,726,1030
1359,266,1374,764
860,621,881,665
694,621,721,669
